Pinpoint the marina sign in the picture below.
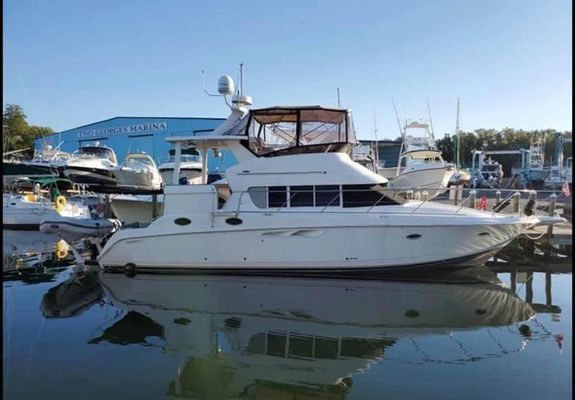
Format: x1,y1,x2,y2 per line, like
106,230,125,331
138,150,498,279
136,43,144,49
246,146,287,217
77,122,168,138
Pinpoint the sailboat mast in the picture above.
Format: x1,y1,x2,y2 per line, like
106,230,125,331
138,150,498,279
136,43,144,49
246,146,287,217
426,98,435,141
456,97,460,169
373,102,379,168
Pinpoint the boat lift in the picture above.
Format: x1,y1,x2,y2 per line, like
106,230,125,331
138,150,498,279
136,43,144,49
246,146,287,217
470,149,530,189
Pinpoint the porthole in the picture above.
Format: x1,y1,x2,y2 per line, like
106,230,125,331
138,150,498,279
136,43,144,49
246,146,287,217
226,217,243,225
174,218,191,226
478,232,490,236
406,234,422,240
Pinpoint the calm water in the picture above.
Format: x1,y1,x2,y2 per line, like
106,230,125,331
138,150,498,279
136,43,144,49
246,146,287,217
3,231,572,400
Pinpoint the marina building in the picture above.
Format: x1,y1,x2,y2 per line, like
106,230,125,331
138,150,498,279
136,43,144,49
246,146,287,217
34,116,236,173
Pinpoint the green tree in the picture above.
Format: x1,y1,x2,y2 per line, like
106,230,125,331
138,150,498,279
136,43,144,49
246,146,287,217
3,104,53,157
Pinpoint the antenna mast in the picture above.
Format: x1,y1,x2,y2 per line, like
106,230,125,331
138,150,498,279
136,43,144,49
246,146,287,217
337,88,341,108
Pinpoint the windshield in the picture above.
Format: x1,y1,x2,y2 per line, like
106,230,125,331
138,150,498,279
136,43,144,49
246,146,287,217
245,107,355,156
76,146,117,163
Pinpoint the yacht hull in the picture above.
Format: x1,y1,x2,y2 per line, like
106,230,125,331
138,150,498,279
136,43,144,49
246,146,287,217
63,166,117,186
98,218,529,273
3,204,61,230
114,169,160,190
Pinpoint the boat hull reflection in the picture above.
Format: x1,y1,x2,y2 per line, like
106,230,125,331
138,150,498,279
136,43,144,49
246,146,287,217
96,270,535,398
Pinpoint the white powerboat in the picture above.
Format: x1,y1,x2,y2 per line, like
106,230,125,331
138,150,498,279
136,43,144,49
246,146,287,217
113,152,163,191
377,122,454,198
470,151,504,188
39,215,121,243
110,194,163,225
3,193,91,230
3,144,71,185
96,270,534,397
158,148,203,185
97,74,564,274
62,142,118,187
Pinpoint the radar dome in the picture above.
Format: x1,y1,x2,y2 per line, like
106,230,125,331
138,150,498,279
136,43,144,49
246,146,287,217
218,75,234,95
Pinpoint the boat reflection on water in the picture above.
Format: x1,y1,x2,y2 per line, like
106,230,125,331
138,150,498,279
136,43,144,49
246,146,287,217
41,264,103,318
3,229,74,284
92,267,536,398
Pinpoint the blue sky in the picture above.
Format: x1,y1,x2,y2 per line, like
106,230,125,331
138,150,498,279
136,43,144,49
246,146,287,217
3,0,572,140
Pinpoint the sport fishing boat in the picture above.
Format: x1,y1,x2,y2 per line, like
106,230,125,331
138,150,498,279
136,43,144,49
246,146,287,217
95,270,534,397
61,142,119,187
97,73,565,274
377,121,454,198
113,152,163,191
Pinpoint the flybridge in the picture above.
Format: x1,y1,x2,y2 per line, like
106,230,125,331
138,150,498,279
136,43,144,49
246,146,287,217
77,122,168,138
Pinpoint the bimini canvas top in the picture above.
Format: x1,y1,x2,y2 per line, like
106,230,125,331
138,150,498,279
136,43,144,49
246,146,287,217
223,106,357,157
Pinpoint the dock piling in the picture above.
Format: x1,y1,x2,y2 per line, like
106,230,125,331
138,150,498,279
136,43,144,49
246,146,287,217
469,190,476,209
494,190,501,210
547,193,557,238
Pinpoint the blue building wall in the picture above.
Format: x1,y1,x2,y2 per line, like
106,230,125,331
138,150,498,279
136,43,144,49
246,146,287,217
34,116,237,174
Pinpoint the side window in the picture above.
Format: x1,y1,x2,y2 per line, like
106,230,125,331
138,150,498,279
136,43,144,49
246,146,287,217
247,187,267,208
342,184,397,207
290,185,314,207
314,185,340,207
268,186,287,207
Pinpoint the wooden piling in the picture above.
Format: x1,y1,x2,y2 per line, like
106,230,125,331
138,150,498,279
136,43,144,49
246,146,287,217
547,193,557,238
494,190,501,210
469,190,476,209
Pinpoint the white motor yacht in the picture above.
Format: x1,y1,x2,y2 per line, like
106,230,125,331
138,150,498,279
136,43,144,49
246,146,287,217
158,148,203,185
62,142,118,187
113,152,163,190
377,122,454,198
97,75,564,274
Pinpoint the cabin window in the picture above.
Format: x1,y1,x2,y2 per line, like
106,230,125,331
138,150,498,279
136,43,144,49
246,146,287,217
267,333,287,357
289,186,314,207
342,184,398,207
288,334,314,358
247,187,267,208
314,185,341,207
268,186,288,207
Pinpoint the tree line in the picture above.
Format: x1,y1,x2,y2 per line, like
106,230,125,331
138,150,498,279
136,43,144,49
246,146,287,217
3,103,572,165
3,104,53,158
435,128,572,168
